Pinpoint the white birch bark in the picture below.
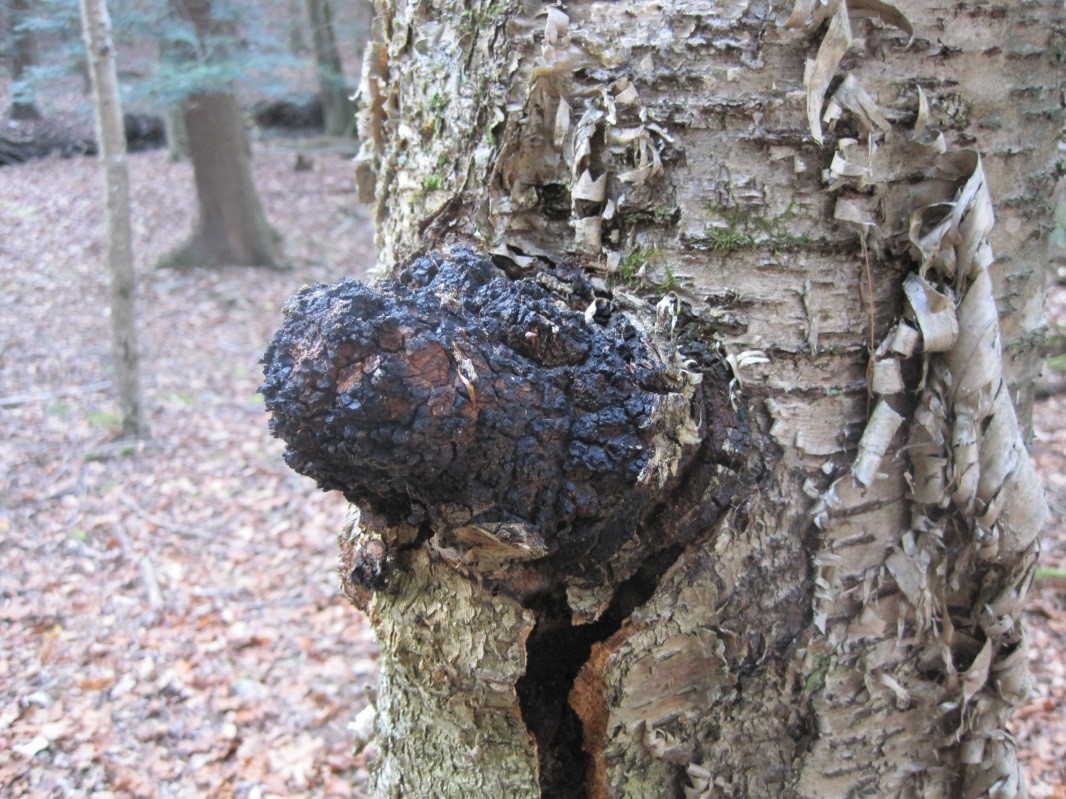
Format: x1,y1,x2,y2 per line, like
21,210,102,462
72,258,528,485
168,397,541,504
349,1,1060,796
79,0,147,439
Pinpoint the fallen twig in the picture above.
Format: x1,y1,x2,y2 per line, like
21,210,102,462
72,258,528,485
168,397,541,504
0,380,111,408
138,555,165,610
116,492,214,540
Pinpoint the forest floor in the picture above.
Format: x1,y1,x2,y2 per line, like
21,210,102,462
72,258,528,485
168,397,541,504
1,145,375,798
0,146,1063,798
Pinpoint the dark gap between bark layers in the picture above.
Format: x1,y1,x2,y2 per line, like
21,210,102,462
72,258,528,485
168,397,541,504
516,545,683,799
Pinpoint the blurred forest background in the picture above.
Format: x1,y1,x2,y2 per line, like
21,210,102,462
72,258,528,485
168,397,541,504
0,0,1063,797
2,0,372,146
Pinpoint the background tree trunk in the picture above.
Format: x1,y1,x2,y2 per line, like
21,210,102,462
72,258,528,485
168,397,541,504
162,91,282,268
346,1,1060,797
78,0,147,439
162,101,189,160
157,32,192,161
161,0,282,268
350,0,373,72
305,0,354,136
6,0,42,120
289,0,309,53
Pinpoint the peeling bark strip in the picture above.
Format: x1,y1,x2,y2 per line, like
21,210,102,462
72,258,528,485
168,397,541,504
263,247,742,591
796,4,1053,797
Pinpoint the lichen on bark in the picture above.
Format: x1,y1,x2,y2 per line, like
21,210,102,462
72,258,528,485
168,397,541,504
365,548,540,799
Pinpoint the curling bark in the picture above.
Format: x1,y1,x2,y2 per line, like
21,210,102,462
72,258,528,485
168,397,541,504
339,2,1060,797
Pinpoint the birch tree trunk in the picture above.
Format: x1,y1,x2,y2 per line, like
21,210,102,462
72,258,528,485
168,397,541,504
79,0,147,440
340,2,1060,797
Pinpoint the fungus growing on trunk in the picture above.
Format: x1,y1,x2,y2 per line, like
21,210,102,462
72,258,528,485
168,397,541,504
262,247,749,600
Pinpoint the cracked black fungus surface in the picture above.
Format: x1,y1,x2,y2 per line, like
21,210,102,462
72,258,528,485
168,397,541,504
261,248,704,578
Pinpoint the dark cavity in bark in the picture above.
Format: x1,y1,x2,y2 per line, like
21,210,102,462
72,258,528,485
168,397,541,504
517,545,683,799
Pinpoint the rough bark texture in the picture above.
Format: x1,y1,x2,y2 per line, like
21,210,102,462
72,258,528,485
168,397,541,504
163,103,189,161
362,544,540,798
78,0,147,439
276,1,1059,797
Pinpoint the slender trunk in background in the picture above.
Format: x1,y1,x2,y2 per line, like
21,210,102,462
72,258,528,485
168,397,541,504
158,33,192,161
288,0,308,53
162,102,188,161
350,0,373,77
7,0,42,120
78,0,147,440
306,0,354,136
338,1,1061,797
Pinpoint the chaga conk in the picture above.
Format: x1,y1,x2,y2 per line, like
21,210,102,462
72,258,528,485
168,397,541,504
262,247,746,585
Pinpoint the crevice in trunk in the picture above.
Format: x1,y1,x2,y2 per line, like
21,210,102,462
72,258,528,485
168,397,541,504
516,545,683,799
